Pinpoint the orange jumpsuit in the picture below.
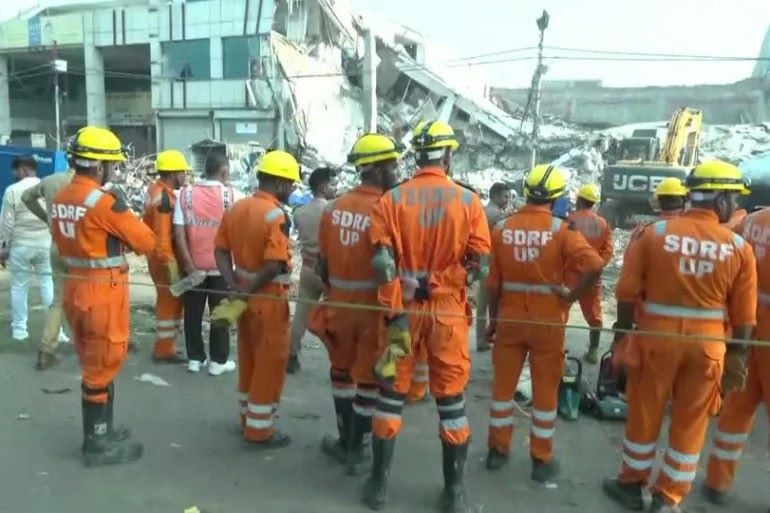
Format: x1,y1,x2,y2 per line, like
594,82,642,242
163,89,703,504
142,180,183,359
566,208,613,327
615,209,757,507
214,191,292,442
311,185,384,435
486,205,604,462
724,208,747,230
51,175,155,404
706,208,770,493
369,167,491,446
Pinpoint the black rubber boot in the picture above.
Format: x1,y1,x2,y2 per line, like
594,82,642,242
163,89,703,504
439,441,469,513
531,457,560,483
286,355,301,374
322,396,353,463
703,485,729,505
649,493,680,512
107,383,130,442
485,448,509,471
362,436,395,511
584,329,601,364
602,477,644,511
346,411,372,476
82,400,143,467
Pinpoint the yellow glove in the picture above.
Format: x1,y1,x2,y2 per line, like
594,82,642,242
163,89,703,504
374,344,408,381
210,298,248,326
386,315,412,356
166,261,181,284
722,350,747,394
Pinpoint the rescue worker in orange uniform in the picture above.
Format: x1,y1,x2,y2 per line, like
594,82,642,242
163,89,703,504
485,165,604,481
214,150,299,448
310,133,400,474
52,126,156,466
143,150,189,363
703,206,770,505
603,160,757,512
566,183,613,364
364,120,491,512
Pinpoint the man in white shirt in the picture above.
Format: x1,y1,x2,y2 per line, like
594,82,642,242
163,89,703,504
0,156,54,341
172,153,244,376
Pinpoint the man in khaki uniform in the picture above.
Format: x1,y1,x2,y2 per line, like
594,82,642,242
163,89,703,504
476,182,512,352
288,167,336,373
22,168,75,370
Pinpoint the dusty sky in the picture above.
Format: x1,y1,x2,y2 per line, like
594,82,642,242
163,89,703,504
1,1,767,87
352,0,770,87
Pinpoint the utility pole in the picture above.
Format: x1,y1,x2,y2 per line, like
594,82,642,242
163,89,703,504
530,10,549,169
51,43,67,151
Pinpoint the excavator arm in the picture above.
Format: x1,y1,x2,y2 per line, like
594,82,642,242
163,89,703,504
657,107,703,167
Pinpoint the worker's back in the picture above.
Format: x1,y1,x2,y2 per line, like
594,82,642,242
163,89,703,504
216,190,291,288
52,175,154,266
568,209,611,254
735,208,770,302
619,209,755,328
373,167,488,291
319,185,380,303
489,204,602,322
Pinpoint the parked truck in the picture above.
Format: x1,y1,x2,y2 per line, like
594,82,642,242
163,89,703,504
599,107,703,228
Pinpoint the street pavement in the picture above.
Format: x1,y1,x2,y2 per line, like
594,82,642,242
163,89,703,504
1,275,769,513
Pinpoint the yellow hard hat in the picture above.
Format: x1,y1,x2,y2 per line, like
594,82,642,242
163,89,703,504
525,164,566,200
577,183,600,203
654,177,688,197
257,150,300,183
686,160,750,195
411,120,460,152
70,126,125,162
347,133,401,168
155,150,191,173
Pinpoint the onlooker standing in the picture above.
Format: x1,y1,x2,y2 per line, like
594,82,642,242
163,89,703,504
173,154,243,375
22,165,75,369
287,167,337,373
0,156,55,342
476,182,512,352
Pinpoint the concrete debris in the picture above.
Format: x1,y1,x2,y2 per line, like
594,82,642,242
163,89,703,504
134,373,171,387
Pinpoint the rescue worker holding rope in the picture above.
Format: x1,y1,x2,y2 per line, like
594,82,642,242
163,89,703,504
703,205,770,505
566,183,613,364
603,160,757,512
485,164,604,481
365,120,490,512
214,150,299,448
52,126,156,466
143,150,189,363
309,133,400,474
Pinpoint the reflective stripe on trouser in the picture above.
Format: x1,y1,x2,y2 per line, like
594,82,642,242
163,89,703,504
353,383,378,446
39,249,67,355
237,299,290,442
289,267,326,356
149,259,184,358
618,329,723,506
487,323,564,461
706,344,770,492
372,388,406,439
331,369,355,439
63,272,130,404
373,297,471,442
436,394,470,445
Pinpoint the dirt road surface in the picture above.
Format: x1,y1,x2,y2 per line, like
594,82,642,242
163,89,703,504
1,271,768,513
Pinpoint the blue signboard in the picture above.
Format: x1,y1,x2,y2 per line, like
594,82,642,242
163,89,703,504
27,16,41,47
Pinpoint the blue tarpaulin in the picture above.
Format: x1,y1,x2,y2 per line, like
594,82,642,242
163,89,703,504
0,145,68,200
289,189,313,208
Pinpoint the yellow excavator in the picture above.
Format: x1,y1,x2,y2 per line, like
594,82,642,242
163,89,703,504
600,107,702,227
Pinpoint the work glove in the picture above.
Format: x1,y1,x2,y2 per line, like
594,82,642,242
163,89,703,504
372,246,396,284
210,298,248,326
166,261,181,284
463,253,489,286
385,314,412,356
722,350,748,394
374,344,408,384
169,269,207,297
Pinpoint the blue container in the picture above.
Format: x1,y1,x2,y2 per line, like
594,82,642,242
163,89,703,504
0,145,68,199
